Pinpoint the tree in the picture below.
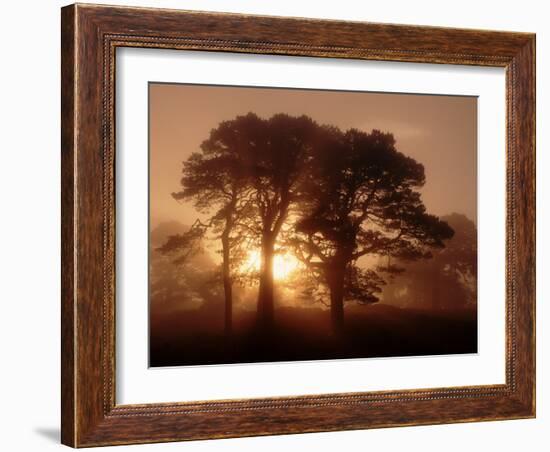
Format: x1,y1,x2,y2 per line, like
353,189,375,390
244,114,319,330
294,128,454,333
151,221,222,315
161,112,319,333
159,114,260,336
381,213,477,310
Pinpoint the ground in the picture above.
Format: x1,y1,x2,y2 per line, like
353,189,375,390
150,303,477,367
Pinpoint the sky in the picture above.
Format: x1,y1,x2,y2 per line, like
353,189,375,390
149,83,477,229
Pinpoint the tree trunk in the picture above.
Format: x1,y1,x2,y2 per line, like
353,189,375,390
221,232,232,337
257,233,275,330
327,265,346,335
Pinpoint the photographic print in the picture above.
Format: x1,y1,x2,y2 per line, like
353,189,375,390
149,83,478,367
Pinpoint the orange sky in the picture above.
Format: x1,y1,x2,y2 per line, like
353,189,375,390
149,83,477,229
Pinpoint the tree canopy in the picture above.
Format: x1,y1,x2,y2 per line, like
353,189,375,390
292,127,454,331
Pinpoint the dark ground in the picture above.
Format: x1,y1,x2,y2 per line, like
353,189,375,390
150,303,477,367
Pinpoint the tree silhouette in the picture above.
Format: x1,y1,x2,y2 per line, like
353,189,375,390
159,114,259,336
244,114,318,330
152,222,222,315
159,113,319,332
293,128,454,333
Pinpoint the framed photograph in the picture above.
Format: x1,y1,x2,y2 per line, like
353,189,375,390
61,3,535,447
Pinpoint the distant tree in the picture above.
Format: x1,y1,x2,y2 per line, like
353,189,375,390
382,213,477,310
150,222,222,315
159,114,260,336
293,128,454,333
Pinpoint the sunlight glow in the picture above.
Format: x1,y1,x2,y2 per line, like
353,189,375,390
244,250,302,281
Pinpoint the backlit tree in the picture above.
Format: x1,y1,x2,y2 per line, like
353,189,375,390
293,128,454,333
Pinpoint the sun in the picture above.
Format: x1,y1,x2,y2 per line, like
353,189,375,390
273,252,302,280
243,250,301,281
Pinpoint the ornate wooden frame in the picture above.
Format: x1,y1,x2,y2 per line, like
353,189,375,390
61,3,535,447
